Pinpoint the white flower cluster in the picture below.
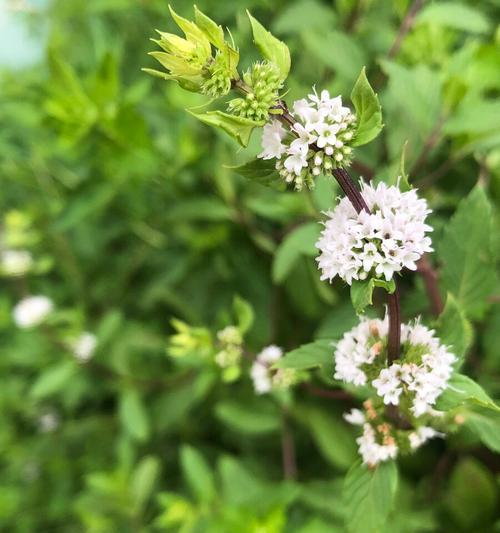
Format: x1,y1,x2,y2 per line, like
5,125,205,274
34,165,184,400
343,407,443,466
316,181,433,285
373,322,456,417
13,295,54,329
250,344,297,394
258,89,356,190
335,318,456,417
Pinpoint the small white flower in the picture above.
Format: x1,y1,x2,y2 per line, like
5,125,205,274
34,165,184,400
73,332,97,362
408,426,444,449
13,296,54,328
259,120,287,159
316,181,433,285
1,249,33,276
250,345,284,395
343,408,365,426
372,366,403,406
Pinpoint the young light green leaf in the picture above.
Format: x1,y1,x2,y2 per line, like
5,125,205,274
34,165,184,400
233,294,254,335
436,293,473,367
188,110,264,147
247,11,291,80
440,185,498,320
180,445,215,503
350,278,396,314
119,390,150,442
275,339,333,370
272,222,321,283
194,5,225,48
350,67,383,146
30,361,77,399
343,460,398,533
417,2,491,34
131,456,160,511
398,140,411,191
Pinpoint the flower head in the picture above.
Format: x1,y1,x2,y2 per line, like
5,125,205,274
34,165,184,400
13,295,54,329
316,181,433,285
258,89,357,190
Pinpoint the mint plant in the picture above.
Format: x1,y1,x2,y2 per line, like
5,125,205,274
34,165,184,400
144,5,500,530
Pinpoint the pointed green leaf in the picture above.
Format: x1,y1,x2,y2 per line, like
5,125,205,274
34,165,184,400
194,5,225,48
440,185,498,319
275,339,333,370
188,110,263,147
350,67,383,146
228,157,284,189
436,373,500,413
180,446,215,503
343,460,398,533
436,293,473,367
247,11,291,80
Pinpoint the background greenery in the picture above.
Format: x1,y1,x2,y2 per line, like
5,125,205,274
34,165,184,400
1,0,500,531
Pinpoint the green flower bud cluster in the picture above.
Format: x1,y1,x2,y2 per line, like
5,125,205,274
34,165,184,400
201,51,234,98
215,325,243,382
227,61,283,121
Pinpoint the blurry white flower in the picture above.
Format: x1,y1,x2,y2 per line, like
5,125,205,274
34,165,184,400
343,408,365,426
408,426,444,449
372,365,403,406
13,295,54,328
258,88,356,190
1,249,33,276
250,344,284,395
316,181,433,285
73,332,97,362
38,411,59,433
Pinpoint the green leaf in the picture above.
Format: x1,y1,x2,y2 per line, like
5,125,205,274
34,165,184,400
343,460,398,533
131,456,160,512
272,222,321,283
215,399,281,435
194,6,225,48
436,293,473,367
180,446,215,503
247,11,291,80
30,361,77,399
188,110,263,147
228,157,284,189
440,185,498,319
398,140,411,191
464,407,500,452
295,406,358,470
119,390,150,442
436,373,500,413
275,339,333,370
350,67,383,147
233,295,254,335
445,458,498,530
350,279,374,314
417,2,491,34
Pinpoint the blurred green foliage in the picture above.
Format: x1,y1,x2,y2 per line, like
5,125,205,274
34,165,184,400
1,0,500,531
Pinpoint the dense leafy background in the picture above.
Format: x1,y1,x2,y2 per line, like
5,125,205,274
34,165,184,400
1,0,500,531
